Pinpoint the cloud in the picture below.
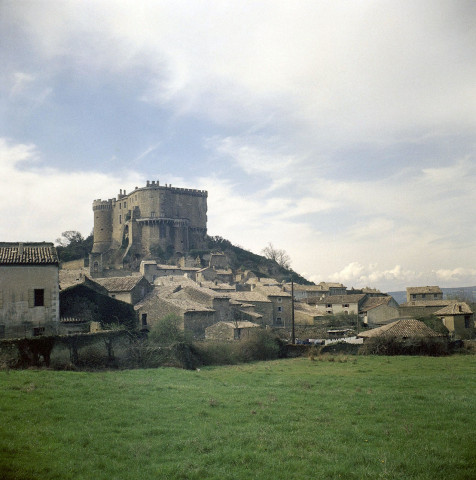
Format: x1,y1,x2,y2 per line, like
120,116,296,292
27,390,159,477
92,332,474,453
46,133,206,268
0,138,143,241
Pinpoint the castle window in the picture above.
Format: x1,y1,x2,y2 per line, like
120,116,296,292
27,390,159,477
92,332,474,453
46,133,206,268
119,215,122,224
277,306,282,312
119,203,121,209
34,289,44,307
124,202,126,208
141,314,148,326
275,317,282,325
465,316,471,328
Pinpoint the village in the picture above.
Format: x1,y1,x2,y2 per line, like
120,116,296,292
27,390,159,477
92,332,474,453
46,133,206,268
0,180,474,366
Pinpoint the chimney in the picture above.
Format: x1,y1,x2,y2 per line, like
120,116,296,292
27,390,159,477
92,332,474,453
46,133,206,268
146,180,150,187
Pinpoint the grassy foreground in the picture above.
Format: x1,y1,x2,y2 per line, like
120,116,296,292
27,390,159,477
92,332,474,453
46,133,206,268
1,356,475,480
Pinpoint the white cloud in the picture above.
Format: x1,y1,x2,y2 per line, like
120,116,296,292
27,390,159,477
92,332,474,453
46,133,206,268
0,138,143,241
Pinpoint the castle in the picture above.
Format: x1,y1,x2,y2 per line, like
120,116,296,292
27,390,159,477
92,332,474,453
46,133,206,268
89,180,207,276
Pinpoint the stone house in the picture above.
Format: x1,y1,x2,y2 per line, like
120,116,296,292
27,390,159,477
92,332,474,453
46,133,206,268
434,302,474,339
283,283,327,301
293,302,327,325
95,275,152,305
196,266,234,284
0,242,59,339
139,260,200,283
134,287,216,338
398,299,455,318
229,291,273,325
59,276,137,332
134,277,232,338
406,286,443,302
254,285,292,326
359,296,400,326
313,294,367,315
205,321,259,341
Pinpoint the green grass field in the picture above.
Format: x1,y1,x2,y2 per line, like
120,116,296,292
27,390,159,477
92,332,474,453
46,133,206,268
1,355,475,479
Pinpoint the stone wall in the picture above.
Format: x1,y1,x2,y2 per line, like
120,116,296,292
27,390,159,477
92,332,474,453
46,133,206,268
0,265,59,339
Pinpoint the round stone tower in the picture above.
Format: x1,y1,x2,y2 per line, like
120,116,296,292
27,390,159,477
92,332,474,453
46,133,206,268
92,199,113,253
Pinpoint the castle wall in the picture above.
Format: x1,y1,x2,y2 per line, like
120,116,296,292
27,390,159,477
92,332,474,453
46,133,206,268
91,181,207,273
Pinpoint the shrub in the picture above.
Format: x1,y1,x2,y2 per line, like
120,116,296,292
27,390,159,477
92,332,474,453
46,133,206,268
237,329,283,362
148,314,191,346
359,335,449,356
194,341,240,365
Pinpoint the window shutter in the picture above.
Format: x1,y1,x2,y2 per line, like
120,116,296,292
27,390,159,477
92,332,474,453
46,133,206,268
28,289,34,308
44,288,51,307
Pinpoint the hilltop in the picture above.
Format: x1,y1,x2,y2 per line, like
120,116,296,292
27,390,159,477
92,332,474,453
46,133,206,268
56,231,313,285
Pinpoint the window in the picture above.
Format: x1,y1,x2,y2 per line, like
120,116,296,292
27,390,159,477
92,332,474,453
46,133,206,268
326,304,332,308
124,202,126,208
434,294,438,299
412,294,416,299
33,326,45,336
275,317,282,325
277,306,282,312
277,297,282,302
141,314,148,326
119,215,122,224
342,304,349,308
465,316,471,329
34,289,44,307
0,324,5,339
422,294,426,299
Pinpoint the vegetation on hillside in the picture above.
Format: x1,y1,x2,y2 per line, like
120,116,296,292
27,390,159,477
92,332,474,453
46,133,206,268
55,230,93,263
201,235,313,284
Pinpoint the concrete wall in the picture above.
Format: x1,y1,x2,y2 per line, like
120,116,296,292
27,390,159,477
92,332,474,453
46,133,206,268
0,265,59,338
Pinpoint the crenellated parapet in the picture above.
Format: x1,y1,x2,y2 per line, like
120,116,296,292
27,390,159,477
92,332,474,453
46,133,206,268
92,199,114,210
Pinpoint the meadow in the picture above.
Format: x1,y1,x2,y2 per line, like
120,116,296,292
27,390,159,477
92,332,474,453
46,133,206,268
1,355,475,479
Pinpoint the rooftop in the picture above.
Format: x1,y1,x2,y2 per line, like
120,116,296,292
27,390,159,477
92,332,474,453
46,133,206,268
358,319,443,338
407,286,442,294
96,275,147,292
0,243,58,265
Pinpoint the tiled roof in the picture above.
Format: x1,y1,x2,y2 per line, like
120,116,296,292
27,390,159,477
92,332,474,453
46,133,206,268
254,285,291,297
360,296,393,312
407,286,442,294
400,300,454,308
229,291,271,303
316,294,366,305
96,275,146,292
210,321,260,329
434,302,473,315
0,243,58,265
358,319,443,338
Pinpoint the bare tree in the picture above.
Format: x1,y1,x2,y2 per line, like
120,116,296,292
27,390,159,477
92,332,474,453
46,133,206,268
261,242,291,269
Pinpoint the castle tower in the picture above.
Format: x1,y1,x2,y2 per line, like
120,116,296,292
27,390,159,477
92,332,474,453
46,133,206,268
90,181,208,276
91,200,113,253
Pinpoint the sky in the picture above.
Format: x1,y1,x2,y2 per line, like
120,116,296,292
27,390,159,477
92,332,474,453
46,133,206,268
1,0,475,292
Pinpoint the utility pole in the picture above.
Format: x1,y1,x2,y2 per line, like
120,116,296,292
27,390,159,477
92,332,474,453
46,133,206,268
291,279,295,344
